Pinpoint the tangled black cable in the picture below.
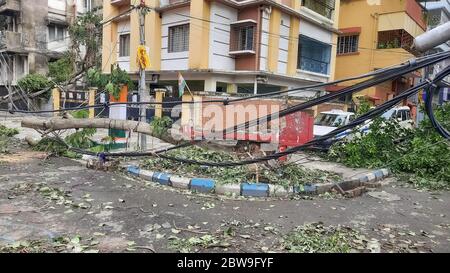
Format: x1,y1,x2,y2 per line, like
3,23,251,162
425,66,450,139
63,66,449,166
220,51,450,136
3,51,449,116
5,53,450,166
153,80,433,167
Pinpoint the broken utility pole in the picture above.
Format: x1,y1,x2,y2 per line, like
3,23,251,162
138,0,148,151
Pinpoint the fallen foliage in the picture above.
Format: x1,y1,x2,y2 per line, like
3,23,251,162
144,146,341,187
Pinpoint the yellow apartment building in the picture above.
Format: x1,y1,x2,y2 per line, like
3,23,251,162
333,0,427,105
102,0,341,98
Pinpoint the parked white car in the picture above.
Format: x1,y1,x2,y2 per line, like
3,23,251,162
313,110,356,138
356,106,414,137
313,107,414,148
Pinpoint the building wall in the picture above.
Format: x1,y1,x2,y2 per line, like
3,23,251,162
208,1,237,71
235,6,260,71
335,0,425,100
22,0,49,75
161,6,190,71
116,19,131,72
100,0,342,96
188,0,210,69
277,13,290,74
259,8,270,71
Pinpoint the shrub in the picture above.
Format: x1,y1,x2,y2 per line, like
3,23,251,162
329,103,450,190
150,116,173,138
48,56,74,84
18,74,51,94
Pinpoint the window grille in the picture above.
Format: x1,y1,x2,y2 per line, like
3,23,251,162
337,35,359,55
168,24,190,53
230,24,256,52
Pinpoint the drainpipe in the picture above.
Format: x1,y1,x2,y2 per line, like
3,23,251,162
369,13,379,72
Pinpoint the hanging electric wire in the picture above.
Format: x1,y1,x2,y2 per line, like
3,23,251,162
425,66,450,139
43,62,450,166
2,51,449,115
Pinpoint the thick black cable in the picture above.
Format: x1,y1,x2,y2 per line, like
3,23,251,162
220,52,450,136
3,52,448,115
64,77,436,165
152,80,432,167
32,54,450,164
425,66,450,139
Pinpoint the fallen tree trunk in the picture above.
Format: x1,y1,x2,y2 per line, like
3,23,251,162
21,117,180,144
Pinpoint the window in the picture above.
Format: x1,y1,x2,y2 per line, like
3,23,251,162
48,24,66,42
298,35,331,75
337,35,359,55
236,25,254,51
84,0,92,11
314,113,347,127
230,22,256,53
301,0,335,19
396,110,411,121
119,34,130,57
168,24,190,53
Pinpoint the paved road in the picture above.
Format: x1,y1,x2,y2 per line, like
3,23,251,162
0,141,449,253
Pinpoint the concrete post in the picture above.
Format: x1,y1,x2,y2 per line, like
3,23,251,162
204,78,217,92
52,88,60,117
182,93,193,127
88,88,96,118
155,89,166,118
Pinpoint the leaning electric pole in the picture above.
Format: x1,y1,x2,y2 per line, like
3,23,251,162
138,0,147,151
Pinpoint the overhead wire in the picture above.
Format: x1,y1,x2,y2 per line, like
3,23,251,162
3,50,448,115
42,53,450,165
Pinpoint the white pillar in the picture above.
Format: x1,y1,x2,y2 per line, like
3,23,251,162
204,78,217,92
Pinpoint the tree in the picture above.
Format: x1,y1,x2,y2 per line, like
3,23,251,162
68,10,103,71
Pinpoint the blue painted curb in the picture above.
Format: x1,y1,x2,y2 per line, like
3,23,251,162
124,165,392,198
190,178,215,193
374,170,384,180
152,172,172,186
127,166,140,176
241,183,269,197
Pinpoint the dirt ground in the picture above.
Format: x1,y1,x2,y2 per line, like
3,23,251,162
0,138,449,253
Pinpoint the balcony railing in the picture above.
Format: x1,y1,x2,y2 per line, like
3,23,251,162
229,22,257,55
0,0,21,14
299,56,329,75
377,29,415,54
301,0,335,19
0,30,22,50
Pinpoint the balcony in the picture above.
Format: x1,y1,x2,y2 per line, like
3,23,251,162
301,0,335,19
111,0,130,7
377,29,415,52
0,0,20,15
229,20,257,55
0,30,23,52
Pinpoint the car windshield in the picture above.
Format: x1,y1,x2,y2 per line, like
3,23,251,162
381,109,396,120
314,114,347,127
